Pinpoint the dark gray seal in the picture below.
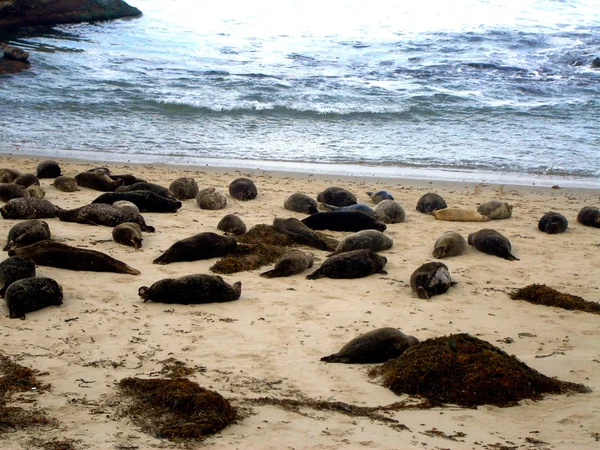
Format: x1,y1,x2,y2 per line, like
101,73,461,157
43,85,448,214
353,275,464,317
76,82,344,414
332,230,393,255
5,277,63,319
112,200,140,215
374,200,406,224
260,250,314,278
13,173,40,188
577,206,600,228
75,171,123,191
3,219,51,252
410,262,454,299
273,217,335,251
416,192,447,214
301,211,386,232
321,328,419,364
217,214,247,235
284,193,318,214
0,168,20,183
169,177,199,200
229,177,258,201
86,167,111,175
56,204,155,232
196,187,227,210
113,222,143,249
109,174,146,186
366,190,394,204
306,249,387,280
52,176,80,192
477,200,513,220
432,231,467,258
26,185,45,199
36,160,61,178
316,187,357,207
0,256,36,297
9,240,141,275
153,232,237,265
92,191,182,213
468,229,519,261
538,211,568,234
0,183,30,202
319,203,377,217
0,198,59,219
116,181,174,198
139,274,242,304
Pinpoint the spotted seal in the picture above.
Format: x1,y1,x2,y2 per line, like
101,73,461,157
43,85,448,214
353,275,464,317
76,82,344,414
75,171,123,191
433,208,491,222
0,183,30,202
36,160,61,179
0,198,59,219
410,262,454,299
538,211,568,234
9,240,141,275
217,214,247,235
477,200,513,220
196,187,227,210
153,232,237,265
56,204,155,232
366,190,394,204
3,219,51,252
316,187,357,207
321,328,419,364
229,177,258,201
0,256,36,297
5,277,63,319
306,249,387,279
139,274,242,304
577,206,600,228
52,176,80,192
374,200,406,224
432,231,467,258
169,177,199,200
260,250,314,278
332,229,393,255
284,193,318,214
416,193,447,214
113,222,143,249
301,211,386,232
468,229,519,261
92,191,182,213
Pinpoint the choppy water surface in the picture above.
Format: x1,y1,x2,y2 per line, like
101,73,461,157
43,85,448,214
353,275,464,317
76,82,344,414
1,0,599,185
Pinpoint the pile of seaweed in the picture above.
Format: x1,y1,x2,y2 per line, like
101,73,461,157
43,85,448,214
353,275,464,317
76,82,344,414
239,224,338,251
0,354,56,433
117,377,237,440
510,284,600,314
369,334,590,408
211,243,288,274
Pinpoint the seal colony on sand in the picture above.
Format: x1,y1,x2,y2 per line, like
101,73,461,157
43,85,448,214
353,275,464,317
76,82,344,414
0,183,30,202
52,176,80,192
468,229,519,261
75,171,123,191
139,274,242,304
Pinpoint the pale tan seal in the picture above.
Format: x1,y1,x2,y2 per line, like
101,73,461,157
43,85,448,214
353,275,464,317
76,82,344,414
433,208,491,222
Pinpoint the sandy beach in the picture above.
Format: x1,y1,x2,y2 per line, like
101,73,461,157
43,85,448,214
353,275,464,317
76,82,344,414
0,154,599,450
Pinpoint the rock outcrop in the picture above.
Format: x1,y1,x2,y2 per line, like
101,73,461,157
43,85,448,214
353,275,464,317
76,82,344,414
0,0,142,30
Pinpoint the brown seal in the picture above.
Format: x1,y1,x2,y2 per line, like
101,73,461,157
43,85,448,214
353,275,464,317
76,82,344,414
139,274,241,304
14,173,40,188
75,171,123,191
260,250,314,278
416,192,447,214
0,168,21,183
196,187,227,210
56,204,155,232
284,193,318,214
410,262,454,299
153,232,237,265
432,231,467,258
5,277,63,319
272,217,335,251
112,222,143,249
0,183,30,202
217,214,247,235
52,176,80,192
332,230,393,255
3,219,51,252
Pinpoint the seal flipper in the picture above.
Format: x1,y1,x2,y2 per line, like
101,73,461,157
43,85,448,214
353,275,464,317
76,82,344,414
416,286,430,299
306,269,324,280
320,353,350,363
503,253,519,261
260,268,281,278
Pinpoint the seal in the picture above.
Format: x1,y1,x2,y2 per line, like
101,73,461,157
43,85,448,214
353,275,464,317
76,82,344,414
26,185,45,199
5,277,63,319
284,193,318,214
477,200,513,220
14,173,40,188
433,208,491,222
36,160,61,178
0,183,30,202
319,203,377,217
468,229,519,261
432,231,467,258
366,190,394,204
52,176,80,192
0,198,59,220
410,262,454,299
229,177,258,200
56,204,155,232
321,327,419,364
196,187,227,210
577,206,600,228
87,167,111,175
272,217,335,251
217,214,247,235
116,182,174,198
169,177,199,200
3,219,51,252
260,249,314,278
301,211,386,232
113,222,143,249
538,211,568,234
374,200,406,224
92,191,182,213
153,232,237,265
9,240,141,275
139,274,242,304
332,229,393,255
306,249,387,280
0,168,20,183
316,187,357,207
416,192,447,214
109,174,146,186
112,200,140,215
75,171,123,191
0,256,36,297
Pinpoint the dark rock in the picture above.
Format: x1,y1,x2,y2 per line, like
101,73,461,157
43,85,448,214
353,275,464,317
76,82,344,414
2,44,29,61
0,58,30,75
592,57,600,68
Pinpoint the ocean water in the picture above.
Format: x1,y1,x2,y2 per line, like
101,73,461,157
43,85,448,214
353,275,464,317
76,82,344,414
1,0,599,186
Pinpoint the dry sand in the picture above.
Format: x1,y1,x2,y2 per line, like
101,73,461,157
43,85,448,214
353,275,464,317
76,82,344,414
0,155,599,450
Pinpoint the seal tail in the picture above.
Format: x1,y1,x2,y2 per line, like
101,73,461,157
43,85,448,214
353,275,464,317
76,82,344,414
319,203,337,212
503,253,519,261
307,206,318,215
259,268,281,278
153,252,170,265
320,354,349,363
117,262,141,275
306,269,323,280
